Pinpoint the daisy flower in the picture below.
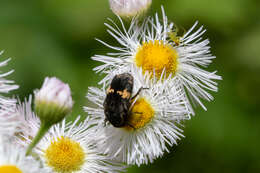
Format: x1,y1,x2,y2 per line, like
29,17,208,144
0,51,19,137
17,113,125,173
0,137,46,173
85,66,190,166
92,7,221,111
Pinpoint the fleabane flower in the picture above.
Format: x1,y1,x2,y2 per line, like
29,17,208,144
109,0,152,18
17,116,125,173
92,7,221,111
85,67,190,166
0,137,46,173
0,51,19,138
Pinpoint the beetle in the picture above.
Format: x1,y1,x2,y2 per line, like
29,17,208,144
103,73,144,128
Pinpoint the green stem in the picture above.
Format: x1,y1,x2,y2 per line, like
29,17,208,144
26,123,51,156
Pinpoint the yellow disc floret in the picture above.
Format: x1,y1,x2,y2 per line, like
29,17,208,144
0,165,22,173
125,97,155,130
135,40,178,78
45,136,85,173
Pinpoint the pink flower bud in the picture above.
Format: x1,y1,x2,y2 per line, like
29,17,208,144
109,0,152,17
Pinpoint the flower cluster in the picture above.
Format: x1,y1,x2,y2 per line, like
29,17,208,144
0,1,221,173
0,53,45,173
86,5,221,166
0,57,125,172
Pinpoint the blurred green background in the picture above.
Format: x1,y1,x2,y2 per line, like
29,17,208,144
0,0,259,172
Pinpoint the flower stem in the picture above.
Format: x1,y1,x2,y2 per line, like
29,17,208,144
26,123,51,156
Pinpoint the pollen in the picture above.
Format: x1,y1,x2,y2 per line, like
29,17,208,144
135,40,178,78
0,165,22,173
125,97,155,130
45,136,85,173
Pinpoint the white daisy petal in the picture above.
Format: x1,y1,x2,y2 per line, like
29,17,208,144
14,95,41,140
0,51,19,138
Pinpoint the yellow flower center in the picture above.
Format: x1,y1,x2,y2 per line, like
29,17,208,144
45,136,85,173
0,165,22,173
125,97,155,130
135,40,178,78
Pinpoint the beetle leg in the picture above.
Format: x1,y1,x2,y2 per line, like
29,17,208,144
103,118,109,127
131,87,149,101
126,123,136,130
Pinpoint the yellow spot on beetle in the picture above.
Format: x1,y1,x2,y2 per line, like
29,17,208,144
45,136,85,173
117,89,131,99
135,40,178,78
106,86,114,94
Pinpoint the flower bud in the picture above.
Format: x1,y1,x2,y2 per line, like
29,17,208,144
109,0,152,18
34,77,73,125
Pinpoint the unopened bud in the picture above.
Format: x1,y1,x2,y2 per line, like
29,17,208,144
109,0,152,18
34,77,73,125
